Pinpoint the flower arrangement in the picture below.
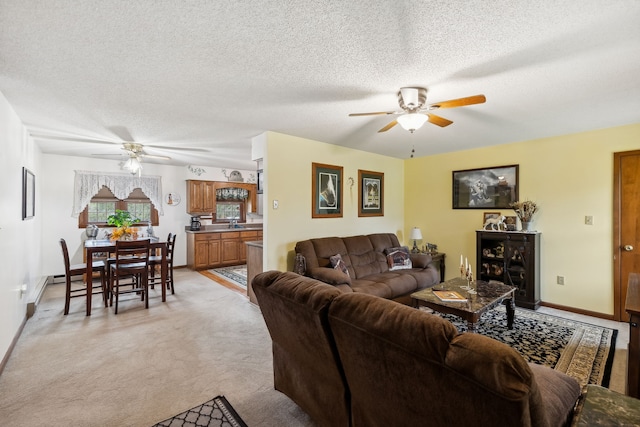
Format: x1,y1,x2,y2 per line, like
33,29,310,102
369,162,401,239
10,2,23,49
509,200,538,222
107,210,140,241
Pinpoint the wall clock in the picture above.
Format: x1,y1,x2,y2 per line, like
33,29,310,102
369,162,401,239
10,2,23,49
165,193,181,206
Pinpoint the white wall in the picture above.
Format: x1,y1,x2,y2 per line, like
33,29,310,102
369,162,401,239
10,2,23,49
0,91,42,361
39,156,257,276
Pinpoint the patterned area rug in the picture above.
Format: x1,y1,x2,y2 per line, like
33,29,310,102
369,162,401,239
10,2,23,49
207,265,247,289
434,306,617,388
153,395,248,427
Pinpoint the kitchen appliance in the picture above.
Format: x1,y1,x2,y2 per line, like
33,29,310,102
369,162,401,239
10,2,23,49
190,216,201,231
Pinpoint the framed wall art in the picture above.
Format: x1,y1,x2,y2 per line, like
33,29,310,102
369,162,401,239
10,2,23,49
312,162,343,218
22,167,35,220
452,164,518,209
358,169,384,217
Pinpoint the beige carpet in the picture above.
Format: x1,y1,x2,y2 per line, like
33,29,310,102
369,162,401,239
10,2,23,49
0,269,314,427
0,269,629,426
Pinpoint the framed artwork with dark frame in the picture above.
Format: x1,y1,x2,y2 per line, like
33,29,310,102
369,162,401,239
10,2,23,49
452,164,519,209
22,167,35,220
358,169,384,217
312,162,343,218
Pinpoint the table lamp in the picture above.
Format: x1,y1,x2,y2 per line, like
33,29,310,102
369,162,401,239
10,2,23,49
410,227,423,253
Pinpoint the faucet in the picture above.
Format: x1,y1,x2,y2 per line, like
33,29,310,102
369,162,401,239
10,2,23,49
229,219,238,228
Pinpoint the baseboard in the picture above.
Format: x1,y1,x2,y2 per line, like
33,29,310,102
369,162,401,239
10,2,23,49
0,316,26,377
26,275,51,319
540,301,616,321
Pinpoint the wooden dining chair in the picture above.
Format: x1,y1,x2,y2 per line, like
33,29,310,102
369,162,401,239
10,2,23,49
149,233,177,294
59,238,108,315
109,239,151,314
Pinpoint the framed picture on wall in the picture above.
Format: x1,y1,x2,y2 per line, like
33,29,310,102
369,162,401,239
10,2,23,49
22,167,35,220
452,164,519,209
358,169,384,217
312,162,343,218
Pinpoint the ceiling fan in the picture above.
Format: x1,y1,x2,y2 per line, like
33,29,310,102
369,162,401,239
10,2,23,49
93,142,171,176
349,87,486,133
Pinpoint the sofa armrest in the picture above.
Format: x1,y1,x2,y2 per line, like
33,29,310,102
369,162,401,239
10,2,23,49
309,267,352,286
410,253,433,269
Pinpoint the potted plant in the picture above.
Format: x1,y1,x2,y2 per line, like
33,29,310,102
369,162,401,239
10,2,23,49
509,200,538,231
107,209,140,240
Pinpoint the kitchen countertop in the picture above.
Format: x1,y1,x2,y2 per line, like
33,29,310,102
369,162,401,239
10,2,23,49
184,225,263,234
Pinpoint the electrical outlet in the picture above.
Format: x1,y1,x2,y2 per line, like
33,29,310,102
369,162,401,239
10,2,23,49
585,215,593,225
273,200,279,209
557,276,565,285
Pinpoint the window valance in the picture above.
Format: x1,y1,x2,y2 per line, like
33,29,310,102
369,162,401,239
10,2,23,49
72,170,164,217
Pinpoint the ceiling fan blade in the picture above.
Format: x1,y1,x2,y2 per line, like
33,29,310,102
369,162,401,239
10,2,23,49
91,153,125,157
140,153,171,160
429,94,486,109
349,111,396,117
427,114,453,127
378,120,398,133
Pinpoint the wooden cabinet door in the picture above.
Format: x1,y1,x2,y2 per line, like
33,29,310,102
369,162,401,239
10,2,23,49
207,240,221,266
221,239,240,264
203,181,216,213
194,239,210,269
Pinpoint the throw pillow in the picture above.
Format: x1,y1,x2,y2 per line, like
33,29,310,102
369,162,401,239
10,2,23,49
330,253,350,278
384,246,413,270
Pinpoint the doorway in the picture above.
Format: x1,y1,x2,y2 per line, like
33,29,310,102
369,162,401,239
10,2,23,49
614,150,640,321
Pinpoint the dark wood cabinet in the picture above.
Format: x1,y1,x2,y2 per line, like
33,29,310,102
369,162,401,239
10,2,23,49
476,231,540,310
626,273,640,398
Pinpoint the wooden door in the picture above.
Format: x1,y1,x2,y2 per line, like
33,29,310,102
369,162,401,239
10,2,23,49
614,150,640,321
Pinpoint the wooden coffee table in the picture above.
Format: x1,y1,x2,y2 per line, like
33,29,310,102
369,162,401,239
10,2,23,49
411,277,516,333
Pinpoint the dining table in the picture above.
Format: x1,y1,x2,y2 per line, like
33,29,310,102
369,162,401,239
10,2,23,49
84,237,168,315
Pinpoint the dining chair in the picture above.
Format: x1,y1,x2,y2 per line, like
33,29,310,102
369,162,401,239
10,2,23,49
149,232,176,294
109,239,151,314
59,238,108,315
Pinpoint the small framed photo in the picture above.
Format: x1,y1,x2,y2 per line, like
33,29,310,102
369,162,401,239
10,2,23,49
358,169,384,217
452,164,518,209
312,162,343,218
482,212,501,230
22,167,35,220
503,215,517,231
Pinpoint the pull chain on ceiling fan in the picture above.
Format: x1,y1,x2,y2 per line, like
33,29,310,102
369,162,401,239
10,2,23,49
349,87,486,133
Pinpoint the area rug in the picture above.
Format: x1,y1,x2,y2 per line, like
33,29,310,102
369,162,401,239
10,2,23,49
434,306,617,388
206,265,247,289
153,395,248,427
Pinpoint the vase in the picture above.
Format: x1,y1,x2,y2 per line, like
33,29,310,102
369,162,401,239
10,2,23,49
521,221,532,231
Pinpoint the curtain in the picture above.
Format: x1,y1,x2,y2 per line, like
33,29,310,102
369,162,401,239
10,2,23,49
72,170,163,217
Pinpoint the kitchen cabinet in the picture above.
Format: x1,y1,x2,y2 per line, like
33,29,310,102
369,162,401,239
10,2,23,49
187,229,263,269
187,180,215,214
476,230,540,309
186,180,257,216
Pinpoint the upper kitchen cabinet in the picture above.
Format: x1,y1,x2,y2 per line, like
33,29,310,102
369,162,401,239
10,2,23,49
186,180,257,217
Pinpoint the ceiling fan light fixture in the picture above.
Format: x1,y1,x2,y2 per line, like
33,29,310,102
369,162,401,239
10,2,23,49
123,156,142,176
397,113,428,133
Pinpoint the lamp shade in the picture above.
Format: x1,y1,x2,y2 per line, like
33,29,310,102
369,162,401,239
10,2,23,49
410,227,423,240
123,156,142,176
397,113,428,133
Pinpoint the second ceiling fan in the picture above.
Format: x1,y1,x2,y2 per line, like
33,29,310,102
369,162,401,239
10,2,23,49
349,87,486,133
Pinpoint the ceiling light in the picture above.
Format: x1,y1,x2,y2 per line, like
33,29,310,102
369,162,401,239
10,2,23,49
397,113,428,133
123,156,142,176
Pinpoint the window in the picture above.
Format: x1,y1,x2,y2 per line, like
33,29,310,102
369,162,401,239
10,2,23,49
216,201,244,222
79,186,159,228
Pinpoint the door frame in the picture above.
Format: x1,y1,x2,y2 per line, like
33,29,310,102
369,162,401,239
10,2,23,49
613,149,640,321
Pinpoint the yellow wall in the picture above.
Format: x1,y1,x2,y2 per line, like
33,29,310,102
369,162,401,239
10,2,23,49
405,123,640,315
263,132,405,271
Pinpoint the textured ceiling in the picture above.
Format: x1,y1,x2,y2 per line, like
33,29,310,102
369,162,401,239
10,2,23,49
1,1,639,171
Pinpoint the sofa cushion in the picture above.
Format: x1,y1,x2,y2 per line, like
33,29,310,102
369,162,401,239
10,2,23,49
343,235,386,278
309,267,352,286
528,362,581,427
384,246,412,270
351,272,421,299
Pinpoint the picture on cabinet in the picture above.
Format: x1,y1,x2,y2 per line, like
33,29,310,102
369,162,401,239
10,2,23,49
452,164,518,209
312,162,343,218
358,169,384,217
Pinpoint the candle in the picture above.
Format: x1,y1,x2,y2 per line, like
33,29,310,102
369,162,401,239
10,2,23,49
460,254,463,266
465,257,468,269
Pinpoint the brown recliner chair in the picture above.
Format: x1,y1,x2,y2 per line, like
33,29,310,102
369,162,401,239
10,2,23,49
328,292,581,427
252,271,350,427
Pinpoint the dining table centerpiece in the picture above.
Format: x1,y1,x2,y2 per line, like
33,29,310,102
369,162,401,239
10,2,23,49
107,209,140,240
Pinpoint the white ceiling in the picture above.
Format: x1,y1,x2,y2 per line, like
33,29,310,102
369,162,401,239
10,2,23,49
1,1,639,171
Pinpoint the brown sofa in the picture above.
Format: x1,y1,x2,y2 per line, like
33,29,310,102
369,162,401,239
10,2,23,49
253,270,582,427
294,233,439,305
